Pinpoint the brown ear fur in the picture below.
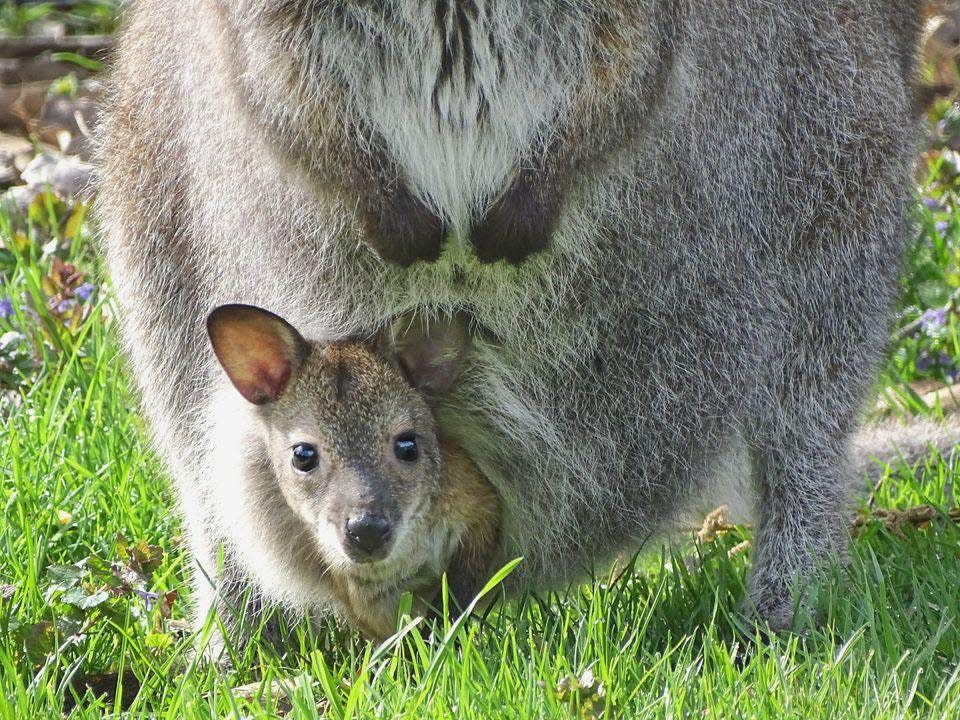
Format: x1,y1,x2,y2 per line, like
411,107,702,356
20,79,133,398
390,311,471,399
206,304,309,404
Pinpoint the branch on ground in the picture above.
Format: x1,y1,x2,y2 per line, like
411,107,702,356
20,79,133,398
853,505,960,537
695,504,960,544
0,35,112,60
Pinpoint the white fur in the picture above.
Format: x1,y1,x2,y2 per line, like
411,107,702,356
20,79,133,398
307,0,586,232
206,384,333,608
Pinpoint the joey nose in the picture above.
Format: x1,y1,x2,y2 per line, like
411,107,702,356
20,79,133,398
345,514,391,556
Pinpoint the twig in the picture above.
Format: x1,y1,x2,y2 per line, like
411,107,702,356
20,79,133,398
0,35,112,60
696,505,736,543
0,56,95,84
853,505,960,537
693,504,960,543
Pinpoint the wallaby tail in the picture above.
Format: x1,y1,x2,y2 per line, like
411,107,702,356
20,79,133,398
685,409,960,528
852,410,960,481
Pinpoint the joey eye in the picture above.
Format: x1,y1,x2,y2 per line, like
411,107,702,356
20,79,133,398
291,443,319,472
393,433,419,462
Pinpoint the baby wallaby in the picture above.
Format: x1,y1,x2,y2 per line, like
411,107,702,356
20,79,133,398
205,304,500,641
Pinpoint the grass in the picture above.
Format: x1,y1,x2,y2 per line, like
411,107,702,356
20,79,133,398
2,120,960,720
0,1,121,37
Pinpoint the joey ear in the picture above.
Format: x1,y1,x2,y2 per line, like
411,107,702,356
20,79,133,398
390,311,471,399
206,304,309,405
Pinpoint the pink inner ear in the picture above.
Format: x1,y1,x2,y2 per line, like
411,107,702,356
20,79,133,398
208,304,304,404
214,331,295,404
237,360,292,405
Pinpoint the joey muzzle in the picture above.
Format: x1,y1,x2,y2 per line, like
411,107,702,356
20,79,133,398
344,512,392,560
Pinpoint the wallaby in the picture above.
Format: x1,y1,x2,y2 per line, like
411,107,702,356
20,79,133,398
205,305,500,641
98,0,932,635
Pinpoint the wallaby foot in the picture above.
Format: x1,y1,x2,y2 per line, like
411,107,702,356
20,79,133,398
745,441,849,631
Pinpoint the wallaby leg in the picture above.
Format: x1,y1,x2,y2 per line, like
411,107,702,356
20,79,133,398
471,165,560,265
434,442,502,615
746,434,851,630
190,542,292,662
356,172,447,267
744,207,900,631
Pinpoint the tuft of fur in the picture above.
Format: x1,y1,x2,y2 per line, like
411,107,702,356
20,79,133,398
98,0,928,633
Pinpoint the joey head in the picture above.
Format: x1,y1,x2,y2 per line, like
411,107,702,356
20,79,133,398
206,305,500,640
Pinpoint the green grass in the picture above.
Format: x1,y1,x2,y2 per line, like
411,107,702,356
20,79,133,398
0,1,121,37
3,172,960,716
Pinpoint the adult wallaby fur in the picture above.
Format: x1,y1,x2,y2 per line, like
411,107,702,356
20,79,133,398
99,0,931,633
205,304,500,641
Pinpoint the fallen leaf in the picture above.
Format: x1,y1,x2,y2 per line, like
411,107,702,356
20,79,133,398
697,505,733,543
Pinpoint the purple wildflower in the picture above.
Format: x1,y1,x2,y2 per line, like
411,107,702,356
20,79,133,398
0,297,12,320
135,589,160,612
936,220,950,235
74,282,96,302
923,195,940,210
55,298,73,314
935,352,960,383
921,308,948,333
917,351,934,373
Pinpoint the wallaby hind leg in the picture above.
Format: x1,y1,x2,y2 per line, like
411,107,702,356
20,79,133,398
744,290,886,629
744,183,902,629
190,543,296,663
746,434,851,630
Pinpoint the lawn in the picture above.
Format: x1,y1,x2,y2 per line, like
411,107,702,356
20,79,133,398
3,10,960,719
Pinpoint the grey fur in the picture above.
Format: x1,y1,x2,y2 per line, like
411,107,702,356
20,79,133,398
98,0,927,632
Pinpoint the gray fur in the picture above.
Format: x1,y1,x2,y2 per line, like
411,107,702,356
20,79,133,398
98,0,926,632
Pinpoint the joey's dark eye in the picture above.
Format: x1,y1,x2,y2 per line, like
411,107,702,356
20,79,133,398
291,443,319,472
393,433,419,462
